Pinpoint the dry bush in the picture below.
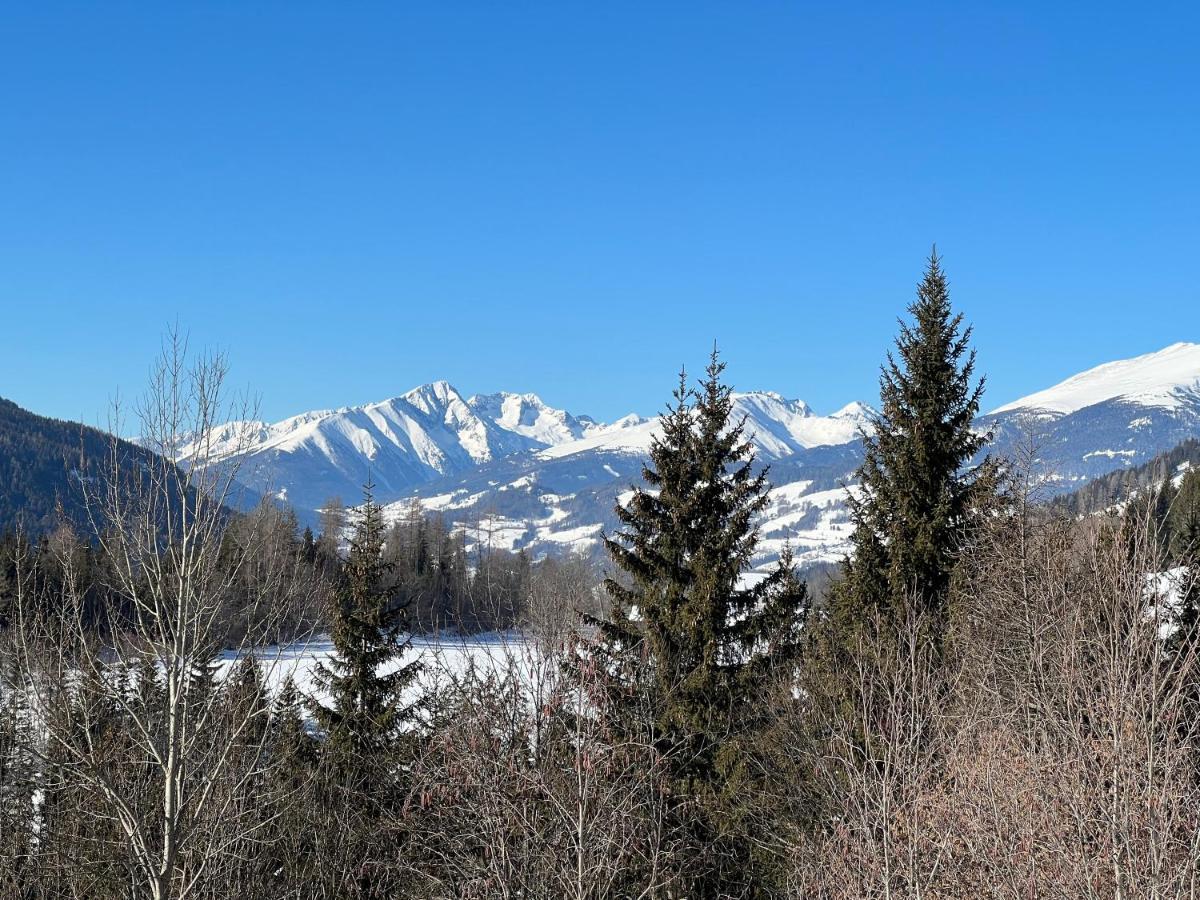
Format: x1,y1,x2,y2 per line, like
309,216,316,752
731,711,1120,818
401,632,679,900
792,491,1200,898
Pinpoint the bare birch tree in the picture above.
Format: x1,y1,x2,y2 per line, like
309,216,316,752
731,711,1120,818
10,329,319,900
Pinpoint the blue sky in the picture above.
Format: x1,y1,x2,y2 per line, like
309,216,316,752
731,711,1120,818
2,3,1198,426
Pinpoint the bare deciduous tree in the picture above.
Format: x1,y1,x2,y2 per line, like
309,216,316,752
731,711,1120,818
10,330,319,900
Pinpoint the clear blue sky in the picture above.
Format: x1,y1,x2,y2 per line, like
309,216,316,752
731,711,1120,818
2,3,1198,426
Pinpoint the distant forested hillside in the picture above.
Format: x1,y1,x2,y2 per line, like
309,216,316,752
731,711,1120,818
1051,437,1200,518
0,396,154,536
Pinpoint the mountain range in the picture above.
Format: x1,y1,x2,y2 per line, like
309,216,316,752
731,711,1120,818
175,341,1200,572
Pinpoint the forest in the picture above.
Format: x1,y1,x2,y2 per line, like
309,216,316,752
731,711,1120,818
2,255,1200,899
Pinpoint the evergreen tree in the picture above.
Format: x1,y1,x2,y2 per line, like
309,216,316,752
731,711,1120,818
270,676,317,777
1169,468,1200,563
833,250,994,648
314,496,346,575
595,350,808,896
222,654,269,744
1153,469,1179,550
1168,469,1200,655
307,481,423,899
309,479,422,771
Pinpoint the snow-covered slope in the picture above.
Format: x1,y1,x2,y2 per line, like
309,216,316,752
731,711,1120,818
539,392,869,462
981,343,1200,489
181,382,600,515
381,394,873,571
992,343,1200,415
468,391,599,445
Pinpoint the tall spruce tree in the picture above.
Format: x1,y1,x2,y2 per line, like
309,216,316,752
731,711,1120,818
835,250,993,647
309,479,421,772
596,349,808,896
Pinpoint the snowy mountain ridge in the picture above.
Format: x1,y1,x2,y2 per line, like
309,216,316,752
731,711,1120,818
991,342,1200,416
180,382,605,513
538,391,872,462
193,341,1200,571
186,381,875,518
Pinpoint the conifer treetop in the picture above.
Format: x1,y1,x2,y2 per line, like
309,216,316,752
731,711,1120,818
842,249,995,633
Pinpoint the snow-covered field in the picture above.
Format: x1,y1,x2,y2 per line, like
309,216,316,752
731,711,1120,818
215,631,544,710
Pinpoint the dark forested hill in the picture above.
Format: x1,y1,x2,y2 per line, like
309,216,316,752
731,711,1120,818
1051,436,1200,518
0,396,156,536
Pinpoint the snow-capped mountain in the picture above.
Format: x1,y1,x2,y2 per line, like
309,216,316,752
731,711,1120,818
991,342,1200,416
537,392,869,463
197,341,1200,572
383,393,873,572
981,342,1200,488
182,382,602,515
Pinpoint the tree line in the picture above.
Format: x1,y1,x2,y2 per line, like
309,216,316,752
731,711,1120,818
2,259,1200,898
1051,434,1200,520
0,487,558,646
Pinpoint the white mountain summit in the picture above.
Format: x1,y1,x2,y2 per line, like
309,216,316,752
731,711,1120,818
991,342,1200,416
184,381,600,513
537,391,871,462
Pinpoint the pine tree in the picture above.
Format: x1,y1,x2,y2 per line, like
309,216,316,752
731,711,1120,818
271,677,317,776
1152,472,1179,558
309,479,422,775
1169,468,1200,563
301,525,316,563
222,654,269,744
306,481,423,899
595,349,809,895
834,250,994,649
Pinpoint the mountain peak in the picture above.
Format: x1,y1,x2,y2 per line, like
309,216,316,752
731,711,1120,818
991,342,1200,416
400,380,467,413
467,390,594,446
731,390,813,417
831,400,874,420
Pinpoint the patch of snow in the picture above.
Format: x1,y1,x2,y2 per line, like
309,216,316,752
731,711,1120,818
217,632,540,716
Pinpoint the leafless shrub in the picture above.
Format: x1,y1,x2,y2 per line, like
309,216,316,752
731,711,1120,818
792,468,1200,898
401,630,678,899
